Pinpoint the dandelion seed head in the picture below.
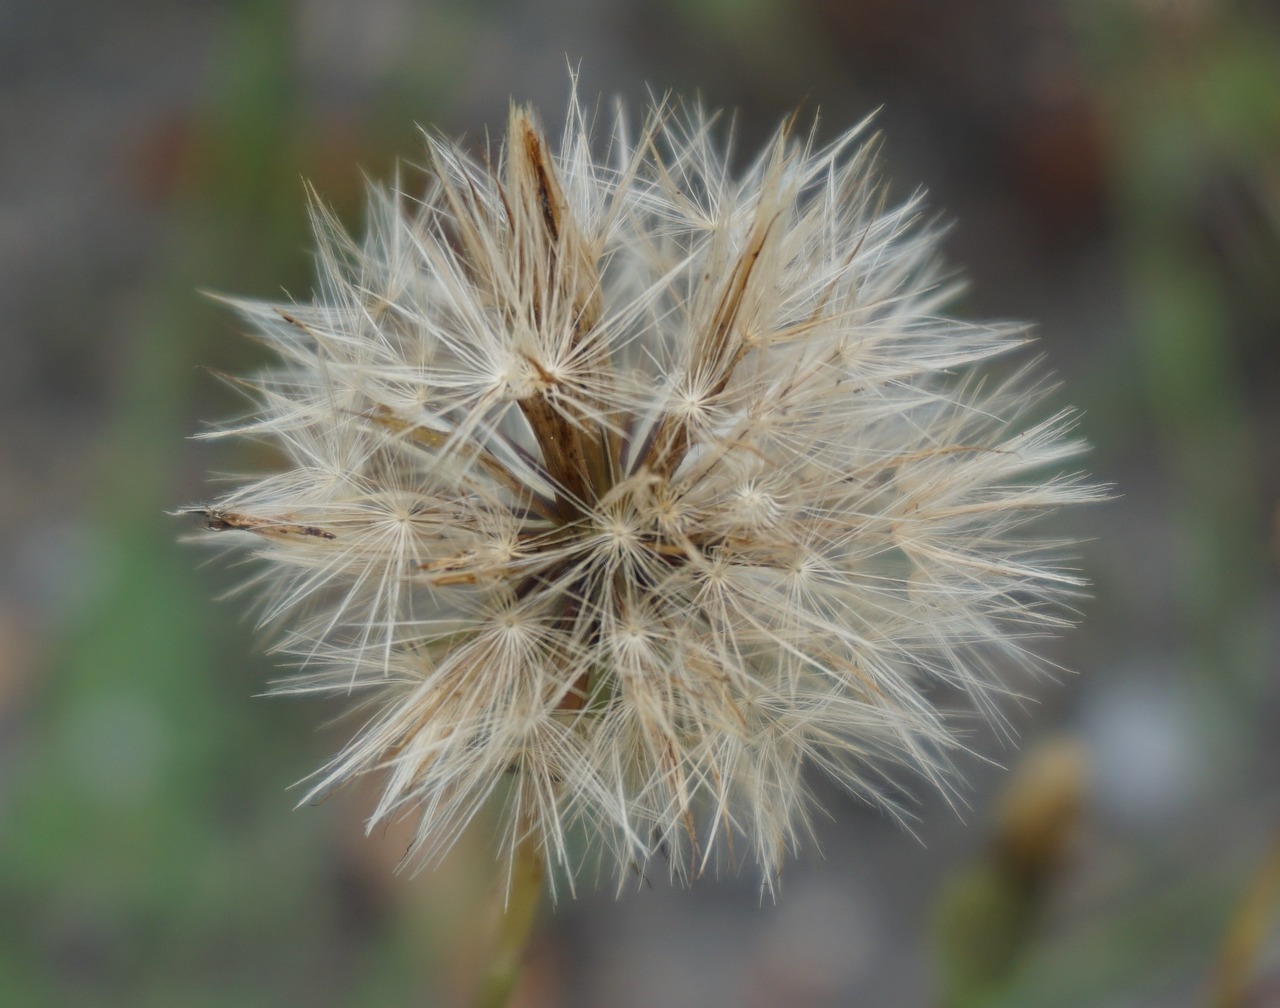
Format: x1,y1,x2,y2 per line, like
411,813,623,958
186,86,1099,893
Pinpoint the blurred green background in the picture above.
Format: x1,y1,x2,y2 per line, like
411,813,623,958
2,1,1277,1005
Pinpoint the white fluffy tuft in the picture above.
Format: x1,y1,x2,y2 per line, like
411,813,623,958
186,89,1100,894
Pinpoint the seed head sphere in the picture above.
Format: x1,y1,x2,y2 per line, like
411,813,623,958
187,91,1097,891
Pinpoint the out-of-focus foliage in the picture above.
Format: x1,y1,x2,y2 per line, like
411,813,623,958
1,1,1276,1005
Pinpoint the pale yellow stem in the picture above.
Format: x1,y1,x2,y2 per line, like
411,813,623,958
474,830,545,1008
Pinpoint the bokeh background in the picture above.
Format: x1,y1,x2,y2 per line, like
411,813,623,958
2,1,1278,1005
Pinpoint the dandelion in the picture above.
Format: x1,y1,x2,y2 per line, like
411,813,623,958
184,88,1097,896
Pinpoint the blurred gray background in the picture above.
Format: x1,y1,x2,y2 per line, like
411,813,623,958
2,1,1278,1005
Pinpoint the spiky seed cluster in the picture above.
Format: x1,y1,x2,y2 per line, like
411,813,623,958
188,92,1096,891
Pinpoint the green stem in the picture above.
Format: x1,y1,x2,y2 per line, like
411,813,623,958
474,831,545,1008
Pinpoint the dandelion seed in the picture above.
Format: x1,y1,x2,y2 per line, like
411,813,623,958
185,87,1100,894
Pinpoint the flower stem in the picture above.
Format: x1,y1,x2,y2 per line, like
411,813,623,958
474,831,545,1008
